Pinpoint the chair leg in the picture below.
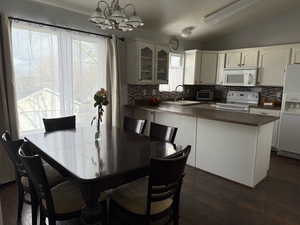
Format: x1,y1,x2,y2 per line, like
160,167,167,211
31,193,38,225
17,184,24,225
39,208,46,225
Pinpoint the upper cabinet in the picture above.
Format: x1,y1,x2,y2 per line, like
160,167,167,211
127,40,169,84
291,44,300,64
184,50,218,85
200,52,218,84
184,50,201,85
258,47,291,86
225,49,259,68
155,46,169,84
216,53,226,85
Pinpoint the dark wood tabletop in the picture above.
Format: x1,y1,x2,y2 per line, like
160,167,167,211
25,126,179,183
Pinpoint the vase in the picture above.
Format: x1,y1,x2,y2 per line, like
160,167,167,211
95,106,102,141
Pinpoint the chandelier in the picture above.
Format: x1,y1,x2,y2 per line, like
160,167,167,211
89,0,144,32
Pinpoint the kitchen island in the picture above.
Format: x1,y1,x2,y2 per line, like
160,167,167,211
125,103,279,188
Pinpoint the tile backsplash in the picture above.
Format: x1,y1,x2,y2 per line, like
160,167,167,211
128,84,283,105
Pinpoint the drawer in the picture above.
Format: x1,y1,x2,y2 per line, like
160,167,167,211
250,108,280,117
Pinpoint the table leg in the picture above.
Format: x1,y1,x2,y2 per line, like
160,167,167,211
79,182,105,225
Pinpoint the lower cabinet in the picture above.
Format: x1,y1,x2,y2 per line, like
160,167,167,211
249,108,281,149
154,112,197,167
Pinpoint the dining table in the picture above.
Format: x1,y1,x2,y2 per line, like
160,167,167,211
24,126,181,225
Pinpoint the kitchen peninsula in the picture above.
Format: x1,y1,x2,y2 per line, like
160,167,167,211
125,104,279,188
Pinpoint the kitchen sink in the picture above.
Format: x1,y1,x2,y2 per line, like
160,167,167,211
163,100,202,106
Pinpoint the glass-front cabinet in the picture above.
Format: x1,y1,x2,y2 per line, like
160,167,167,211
156,47,169,84
127,40,169,84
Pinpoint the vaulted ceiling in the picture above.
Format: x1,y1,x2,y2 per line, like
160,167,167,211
31,0,300,41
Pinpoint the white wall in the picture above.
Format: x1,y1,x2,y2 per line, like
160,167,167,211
202,8,300,50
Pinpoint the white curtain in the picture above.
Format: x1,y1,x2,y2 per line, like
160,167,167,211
0,14,18,184
11,21,107,134
106,35,122,128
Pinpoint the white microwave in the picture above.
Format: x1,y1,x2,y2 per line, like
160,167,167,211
223,69,257,86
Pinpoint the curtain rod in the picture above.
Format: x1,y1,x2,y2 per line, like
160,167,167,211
8,17,114,39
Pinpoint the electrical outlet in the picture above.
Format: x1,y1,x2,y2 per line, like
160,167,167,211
143,89,147,96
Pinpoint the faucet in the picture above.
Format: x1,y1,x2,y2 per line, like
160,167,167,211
174,85,184,101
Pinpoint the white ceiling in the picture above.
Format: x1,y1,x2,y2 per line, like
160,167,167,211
31,0,300,41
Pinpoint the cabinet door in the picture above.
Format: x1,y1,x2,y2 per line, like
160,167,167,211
258,47,291,86
155,47,169,84
225,51,242,68
200,52,218,84
216,53,225,85
184,51,201,85
291,45,300,64
138,44,155,84
242,49,259,67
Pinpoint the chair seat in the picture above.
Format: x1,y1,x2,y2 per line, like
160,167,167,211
43,181,107,215
21,163,64,188
112,178,173,215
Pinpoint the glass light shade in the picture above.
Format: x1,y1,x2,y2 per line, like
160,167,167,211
127,15,144,28
118,22,133,32
110,8,128,23
90,8,106,24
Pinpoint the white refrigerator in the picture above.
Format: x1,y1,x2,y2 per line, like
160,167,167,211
278,64,300,158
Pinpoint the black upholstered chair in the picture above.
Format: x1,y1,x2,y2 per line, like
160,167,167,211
43,115,76,133
0,132,64,225
149,122,178,143
19,141,107,225
110,145,191,225
123,116,147,134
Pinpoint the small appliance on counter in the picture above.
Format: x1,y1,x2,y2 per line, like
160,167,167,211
215,91,259,112
195,89,214,101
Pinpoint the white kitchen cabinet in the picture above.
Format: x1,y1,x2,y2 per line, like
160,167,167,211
291,44,300,64
155,46,169,84
225,49,259,68
225,51,242,68
154,112,197,167
258,47,291,86
216,53,225,85
250,108,281,149
242,49,259,67
183,50,201,85
127,40,169,85
200,52,218,84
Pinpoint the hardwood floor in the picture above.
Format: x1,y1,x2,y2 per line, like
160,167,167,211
1,153,300,225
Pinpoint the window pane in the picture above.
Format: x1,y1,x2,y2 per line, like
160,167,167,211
159,53,184,92
72,37,107,126
12,24,60,133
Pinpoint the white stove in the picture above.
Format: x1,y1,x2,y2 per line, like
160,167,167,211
216,91,259,112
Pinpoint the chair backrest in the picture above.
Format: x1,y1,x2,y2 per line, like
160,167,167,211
146,145,191,215
149,122,178,143
123,116,147,134
0,131,24,173
18,142,55,212
43,115,76,132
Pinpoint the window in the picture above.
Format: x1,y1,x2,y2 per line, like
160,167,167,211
159,52,184,92
12,22,107,134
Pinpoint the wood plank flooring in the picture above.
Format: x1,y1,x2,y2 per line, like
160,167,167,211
1,153,300,225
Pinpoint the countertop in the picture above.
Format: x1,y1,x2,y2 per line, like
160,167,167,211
125,103,279,127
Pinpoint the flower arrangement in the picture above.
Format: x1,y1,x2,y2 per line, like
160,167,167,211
91,88,109,132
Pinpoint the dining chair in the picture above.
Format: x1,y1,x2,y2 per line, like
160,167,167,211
149,122,178,143
110,145,191,225
43,115,76,132
18,141,108,225
123,116,147,134
0,131,65,225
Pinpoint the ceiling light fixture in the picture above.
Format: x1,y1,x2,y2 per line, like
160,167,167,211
89,0,144,32
203,0,260,25
181,27,195,38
